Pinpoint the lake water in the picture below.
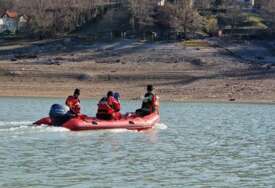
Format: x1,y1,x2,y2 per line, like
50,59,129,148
0,97,274,188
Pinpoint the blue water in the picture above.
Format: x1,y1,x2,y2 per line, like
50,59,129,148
0,97,275,187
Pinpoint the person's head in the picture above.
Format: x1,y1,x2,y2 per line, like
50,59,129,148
107,91,113,97
114,92,120,101
147,85,153,92
73,88,80,97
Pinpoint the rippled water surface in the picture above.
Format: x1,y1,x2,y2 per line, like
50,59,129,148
0,97,275,187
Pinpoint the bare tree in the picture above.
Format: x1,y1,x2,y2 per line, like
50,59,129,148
192,0,212,9
127,0,157,34
0,0,14,13
14,0,103,36
213,0,242,35
158,0,203,39
259,0,275,33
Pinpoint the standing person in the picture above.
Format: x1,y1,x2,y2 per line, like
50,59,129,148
136,85,158,116
65,88,81,116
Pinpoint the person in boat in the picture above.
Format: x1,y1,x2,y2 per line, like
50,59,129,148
136,85,159,116
49,88,83,126
96,91,121,120
114,92,120,103
65,88,81,116
113,92,122,120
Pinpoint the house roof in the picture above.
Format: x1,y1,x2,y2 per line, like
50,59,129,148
6,10,17,18
1,10,17,18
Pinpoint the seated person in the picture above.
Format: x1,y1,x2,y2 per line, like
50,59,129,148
65,88,81,116
96,91,121,120
136,85,158,116
113,92,122,120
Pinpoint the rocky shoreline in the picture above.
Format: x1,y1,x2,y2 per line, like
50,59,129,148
0,38,275,103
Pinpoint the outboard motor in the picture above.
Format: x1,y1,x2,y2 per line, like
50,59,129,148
49,104,70,126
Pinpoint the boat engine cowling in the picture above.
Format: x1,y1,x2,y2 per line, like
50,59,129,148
49,104,70,126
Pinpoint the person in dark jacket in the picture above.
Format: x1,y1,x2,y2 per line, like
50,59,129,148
136,85,157,116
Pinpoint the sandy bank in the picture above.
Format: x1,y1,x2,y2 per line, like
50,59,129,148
0,38,275,103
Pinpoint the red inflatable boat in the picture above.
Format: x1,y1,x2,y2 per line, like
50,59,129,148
34,112,160,131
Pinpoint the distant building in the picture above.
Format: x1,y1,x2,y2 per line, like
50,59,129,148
0,10,30,34
158,0,166,6
0,10,18,33
238,0,255,7
251,0,255,6
18,15,29,32
0,18,4,32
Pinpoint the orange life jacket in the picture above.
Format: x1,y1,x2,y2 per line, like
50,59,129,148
97,96,121,119
97,100,114,115
71,102,81,114
65,96,80,114
107,96,121,112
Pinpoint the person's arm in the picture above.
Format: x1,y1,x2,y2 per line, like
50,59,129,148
65,96,70,106
152,95,156,104
107,97,112,107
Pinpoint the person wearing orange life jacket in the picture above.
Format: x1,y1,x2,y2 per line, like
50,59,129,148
96,91,121,120
65,88,81,116
136,85,159,116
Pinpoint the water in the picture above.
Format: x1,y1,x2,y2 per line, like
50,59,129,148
0,97,275,187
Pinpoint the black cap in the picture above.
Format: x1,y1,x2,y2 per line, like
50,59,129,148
147,85,153,92
74,88,80,95
114,92,120,100
107,91,113,97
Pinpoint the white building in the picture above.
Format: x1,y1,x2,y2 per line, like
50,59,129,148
158,0,166,6
238,0,255,6
0,10,18,33
0,18,4,32
18,15,28,31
